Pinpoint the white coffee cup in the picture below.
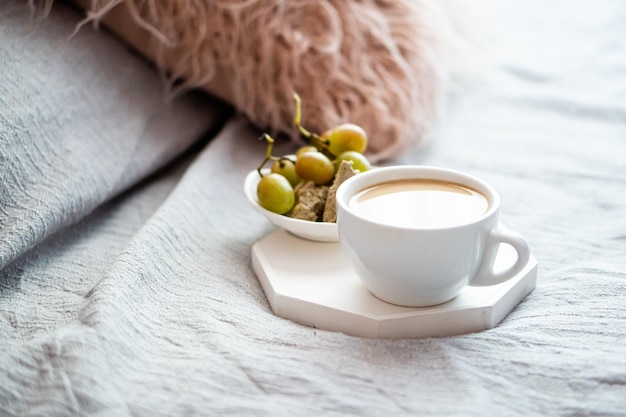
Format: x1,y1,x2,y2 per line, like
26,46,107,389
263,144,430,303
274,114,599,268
335,165,530,307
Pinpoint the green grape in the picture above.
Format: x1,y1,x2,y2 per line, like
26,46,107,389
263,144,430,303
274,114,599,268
295,145,318,158
295,151,335,185
322,123,368,157
271,158,300,187
334,150,371,173
257,173,295,214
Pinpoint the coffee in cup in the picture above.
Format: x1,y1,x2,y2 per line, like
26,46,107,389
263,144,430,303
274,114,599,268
335,166,530,307
347,178,489,229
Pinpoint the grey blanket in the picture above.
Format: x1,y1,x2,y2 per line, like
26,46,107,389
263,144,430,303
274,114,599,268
1,1,625,416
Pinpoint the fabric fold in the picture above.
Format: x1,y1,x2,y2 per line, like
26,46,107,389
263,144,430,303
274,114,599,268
0,0,231,271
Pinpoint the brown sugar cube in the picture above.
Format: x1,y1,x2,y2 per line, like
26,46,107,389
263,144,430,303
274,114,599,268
322,160,358,223
290,181,328,221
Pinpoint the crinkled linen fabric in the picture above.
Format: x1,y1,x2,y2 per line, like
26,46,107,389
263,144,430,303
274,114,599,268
1,0,625,416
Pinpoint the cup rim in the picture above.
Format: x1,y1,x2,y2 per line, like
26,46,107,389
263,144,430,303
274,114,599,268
336,165,500,230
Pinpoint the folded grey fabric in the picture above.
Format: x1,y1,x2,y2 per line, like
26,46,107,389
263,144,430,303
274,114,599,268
0,0,229,270
1,1,625,416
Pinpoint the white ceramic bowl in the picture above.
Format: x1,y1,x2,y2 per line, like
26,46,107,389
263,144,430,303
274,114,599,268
244,168,339,242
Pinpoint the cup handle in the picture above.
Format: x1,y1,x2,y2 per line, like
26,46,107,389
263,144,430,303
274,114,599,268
471,227,531,287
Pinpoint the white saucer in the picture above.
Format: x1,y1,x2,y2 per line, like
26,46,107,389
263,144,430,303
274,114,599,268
252,228,538,339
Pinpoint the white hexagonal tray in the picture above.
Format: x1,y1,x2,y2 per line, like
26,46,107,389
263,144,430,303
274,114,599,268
252,228,537,339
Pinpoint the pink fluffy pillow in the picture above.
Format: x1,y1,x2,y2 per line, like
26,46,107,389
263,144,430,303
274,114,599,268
75,0,468,161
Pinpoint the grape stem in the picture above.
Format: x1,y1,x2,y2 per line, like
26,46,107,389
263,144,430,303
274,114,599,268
257,134,296,177
257,133,275,177
277,156,295,167
292,92,335,159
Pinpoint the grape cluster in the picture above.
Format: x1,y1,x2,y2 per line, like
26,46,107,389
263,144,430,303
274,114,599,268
256,93,371,216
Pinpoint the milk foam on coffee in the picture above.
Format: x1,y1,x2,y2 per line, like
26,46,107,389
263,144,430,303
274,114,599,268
348,179,489,228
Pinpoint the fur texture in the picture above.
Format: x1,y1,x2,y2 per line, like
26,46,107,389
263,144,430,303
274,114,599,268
76,0,466,161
